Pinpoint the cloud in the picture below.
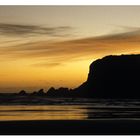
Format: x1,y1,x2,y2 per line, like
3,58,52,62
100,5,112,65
32,62,62,68
1,26,140,67
97,26,140,43
0,23,72,37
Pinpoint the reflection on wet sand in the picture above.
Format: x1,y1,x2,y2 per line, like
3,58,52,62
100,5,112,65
0,99,140,121
0,105,88,121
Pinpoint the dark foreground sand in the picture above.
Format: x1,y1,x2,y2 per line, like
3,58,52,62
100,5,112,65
0,119,140,135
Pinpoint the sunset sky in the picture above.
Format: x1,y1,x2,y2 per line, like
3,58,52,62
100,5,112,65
1,6,140,93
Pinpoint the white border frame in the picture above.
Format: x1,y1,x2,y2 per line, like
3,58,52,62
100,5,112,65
0,0,140,5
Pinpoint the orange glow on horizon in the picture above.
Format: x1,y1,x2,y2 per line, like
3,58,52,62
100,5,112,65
1,6,140,92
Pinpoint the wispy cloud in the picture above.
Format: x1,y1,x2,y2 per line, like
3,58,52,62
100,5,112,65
1,26,140,67
32,62,62,68
93,29,140,42
0,23,72,37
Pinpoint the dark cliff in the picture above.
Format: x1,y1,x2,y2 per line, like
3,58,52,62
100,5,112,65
2,54,140,99
73,54,140,98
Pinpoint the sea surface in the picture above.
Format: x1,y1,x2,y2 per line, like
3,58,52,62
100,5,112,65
0,98,140,121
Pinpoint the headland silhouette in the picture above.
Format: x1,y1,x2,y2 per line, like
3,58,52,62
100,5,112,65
0,54,140,105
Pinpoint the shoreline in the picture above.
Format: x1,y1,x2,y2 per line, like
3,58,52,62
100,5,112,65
0,119,140,135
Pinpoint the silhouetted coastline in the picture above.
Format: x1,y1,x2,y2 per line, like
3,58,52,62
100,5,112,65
1,54,140,101
74,54,140,98
1,54,140,135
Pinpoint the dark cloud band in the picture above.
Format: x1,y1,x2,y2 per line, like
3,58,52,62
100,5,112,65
0,23,72,37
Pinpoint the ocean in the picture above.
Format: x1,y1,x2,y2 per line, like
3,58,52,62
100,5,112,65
0,98,140,121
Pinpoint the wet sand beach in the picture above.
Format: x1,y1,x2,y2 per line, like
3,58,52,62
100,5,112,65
0,119,140,135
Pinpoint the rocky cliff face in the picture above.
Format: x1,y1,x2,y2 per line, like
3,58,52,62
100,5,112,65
74,54,140,98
